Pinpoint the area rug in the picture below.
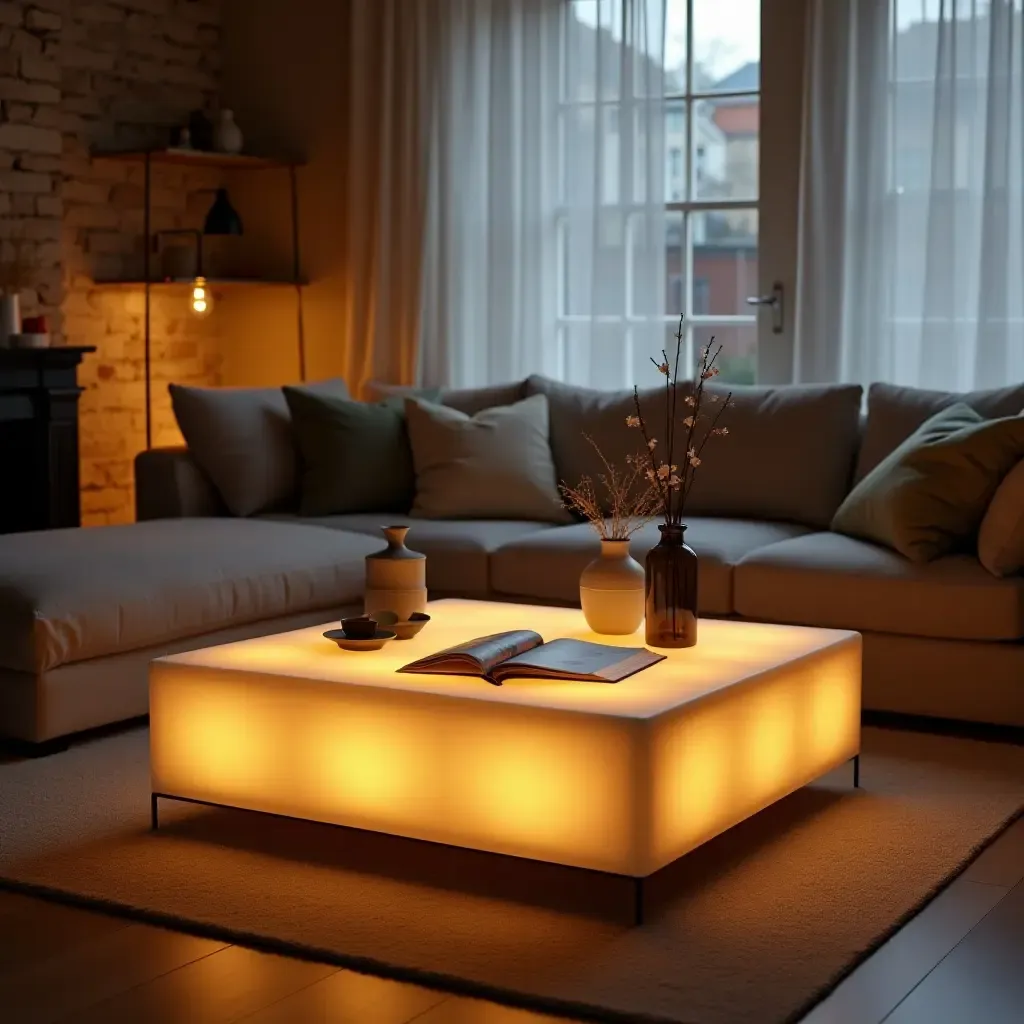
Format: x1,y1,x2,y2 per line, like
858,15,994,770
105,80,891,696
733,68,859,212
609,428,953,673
1,726,1022,1024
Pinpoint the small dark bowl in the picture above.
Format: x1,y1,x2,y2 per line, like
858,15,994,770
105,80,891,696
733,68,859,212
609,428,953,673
341,614,378,640
393,611,431,640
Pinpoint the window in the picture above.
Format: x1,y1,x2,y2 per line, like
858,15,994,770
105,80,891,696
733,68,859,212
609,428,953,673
693,276,710,315
669,146,684,199
669,273,684,315
560,0,760,385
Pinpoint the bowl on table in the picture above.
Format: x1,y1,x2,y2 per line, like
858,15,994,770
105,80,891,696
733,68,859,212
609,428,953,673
372,610,430,640
322,614,397,651
340,614,379,639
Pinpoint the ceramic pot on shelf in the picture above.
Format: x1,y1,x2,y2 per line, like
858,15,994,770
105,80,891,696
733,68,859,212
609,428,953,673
364,526,427,620
579,538,645,635
645,524,698,648
213,109,244,154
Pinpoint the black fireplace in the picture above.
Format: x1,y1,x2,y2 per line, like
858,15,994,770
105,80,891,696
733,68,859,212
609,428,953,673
0,346,94,534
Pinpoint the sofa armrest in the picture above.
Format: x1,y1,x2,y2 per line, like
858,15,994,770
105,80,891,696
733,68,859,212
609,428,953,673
134,447,226,520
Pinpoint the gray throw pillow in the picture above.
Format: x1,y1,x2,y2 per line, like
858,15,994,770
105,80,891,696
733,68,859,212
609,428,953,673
283,389,414,515
405,394,572,522
169,378,349,517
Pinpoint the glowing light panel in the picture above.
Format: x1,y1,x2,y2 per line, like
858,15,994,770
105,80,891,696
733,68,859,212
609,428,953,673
150,600,861,876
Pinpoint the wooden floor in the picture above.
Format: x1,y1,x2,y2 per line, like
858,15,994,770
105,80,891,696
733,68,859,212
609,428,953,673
1,821,1021,1023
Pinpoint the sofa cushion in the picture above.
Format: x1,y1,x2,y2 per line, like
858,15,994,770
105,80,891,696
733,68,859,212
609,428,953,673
855,381,1024,481
683,382,864,529
524,375,672,508
169,378,350,517
0,519,382,674
734,532,1024,641
832,405,1024,563
490,517,814,614
267,514,556,595
405,395,571,522
134,446,225,521
979,458,1024,577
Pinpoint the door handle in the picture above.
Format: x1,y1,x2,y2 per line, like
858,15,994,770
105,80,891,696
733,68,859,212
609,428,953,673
746,281,784,335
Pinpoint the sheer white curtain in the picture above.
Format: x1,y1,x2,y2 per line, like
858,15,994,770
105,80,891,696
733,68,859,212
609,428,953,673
342,0,437,392
419,0,668,389
558,0,667,388
796,0,1024,391
419,0,561,388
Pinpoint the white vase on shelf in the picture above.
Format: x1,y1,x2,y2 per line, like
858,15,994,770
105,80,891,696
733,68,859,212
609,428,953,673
579,539,645,635
213,109,244,154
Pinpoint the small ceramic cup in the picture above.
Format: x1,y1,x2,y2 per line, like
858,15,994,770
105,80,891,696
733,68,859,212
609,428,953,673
341,614,377,640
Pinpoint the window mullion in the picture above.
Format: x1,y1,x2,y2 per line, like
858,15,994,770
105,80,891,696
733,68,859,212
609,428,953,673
685,0,694,97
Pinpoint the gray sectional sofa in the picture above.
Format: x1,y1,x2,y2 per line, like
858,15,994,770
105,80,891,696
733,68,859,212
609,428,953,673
1,376,1022,747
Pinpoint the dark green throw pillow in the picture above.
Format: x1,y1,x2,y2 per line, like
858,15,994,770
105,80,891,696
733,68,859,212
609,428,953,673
831,403,1024,563
283,388,419,516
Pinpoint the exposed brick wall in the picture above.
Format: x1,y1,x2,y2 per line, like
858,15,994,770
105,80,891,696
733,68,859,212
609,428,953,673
68,0,225,525
0,3,64,358
0,0,227,525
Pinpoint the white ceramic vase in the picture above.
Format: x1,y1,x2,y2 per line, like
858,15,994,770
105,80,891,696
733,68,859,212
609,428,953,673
213,109,244,154
0,293,20,347
579,539,645,635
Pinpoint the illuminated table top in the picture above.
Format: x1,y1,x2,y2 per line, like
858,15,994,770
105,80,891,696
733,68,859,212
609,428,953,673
151,599,862,883
159,598,859,720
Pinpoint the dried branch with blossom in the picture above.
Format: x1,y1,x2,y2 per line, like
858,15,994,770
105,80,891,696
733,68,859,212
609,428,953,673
559,434,662,540
627,315,733,526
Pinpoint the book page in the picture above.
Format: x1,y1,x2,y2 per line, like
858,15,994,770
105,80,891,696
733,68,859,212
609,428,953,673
399,630,543,677
490,639,665,683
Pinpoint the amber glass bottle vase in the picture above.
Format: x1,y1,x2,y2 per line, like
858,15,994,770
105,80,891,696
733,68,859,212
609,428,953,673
644,523,698,648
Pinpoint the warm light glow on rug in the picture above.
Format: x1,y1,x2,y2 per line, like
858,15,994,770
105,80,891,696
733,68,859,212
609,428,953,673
150,600,861,877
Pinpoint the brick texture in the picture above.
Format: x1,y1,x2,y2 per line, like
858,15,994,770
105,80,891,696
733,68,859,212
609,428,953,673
0,1,225,525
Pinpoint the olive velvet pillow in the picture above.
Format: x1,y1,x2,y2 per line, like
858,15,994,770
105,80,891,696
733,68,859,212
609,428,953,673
831,403,1024,563
283,388,416,515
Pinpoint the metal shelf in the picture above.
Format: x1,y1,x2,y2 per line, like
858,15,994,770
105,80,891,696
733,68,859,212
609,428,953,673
87,147,307,448
91,148,300,170
91,277,305,288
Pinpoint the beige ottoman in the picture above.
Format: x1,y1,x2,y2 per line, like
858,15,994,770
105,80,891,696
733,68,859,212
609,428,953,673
0,518,380,748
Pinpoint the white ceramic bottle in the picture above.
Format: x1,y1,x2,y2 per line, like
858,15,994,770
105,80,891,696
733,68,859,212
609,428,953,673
213,109,243,154
579,538,645,635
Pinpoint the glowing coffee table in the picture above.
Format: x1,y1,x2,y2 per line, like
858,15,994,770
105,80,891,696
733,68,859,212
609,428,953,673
150,598,861,922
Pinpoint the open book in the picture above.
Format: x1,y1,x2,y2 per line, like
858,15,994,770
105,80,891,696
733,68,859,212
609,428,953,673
398,630,665,686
